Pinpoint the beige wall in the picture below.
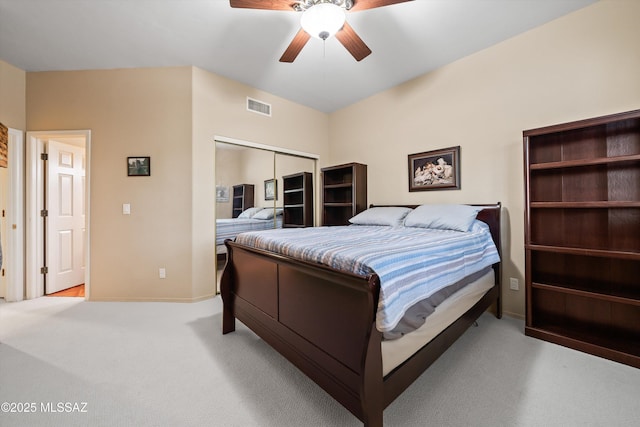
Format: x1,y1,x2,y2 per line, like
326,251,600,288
26,66,329,301
239,148,276,206
191,67,328,297
327,0,640,318
28,67,195,301
0,59,26,130
22,65,328,302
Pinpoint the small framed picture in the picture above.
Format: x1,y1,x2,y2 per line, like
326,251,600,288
408,146,460,191
216,185,230,202
264,178,277,201
127,156,151,176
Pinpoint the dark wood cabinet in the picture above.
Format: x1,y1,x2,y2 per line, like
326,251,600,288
523,109,640,368
232,184,254,218
321,162,367,226
282,172,313,227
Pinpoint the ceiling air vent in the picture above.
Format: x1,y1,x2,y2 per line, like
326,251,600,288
246,97,271,117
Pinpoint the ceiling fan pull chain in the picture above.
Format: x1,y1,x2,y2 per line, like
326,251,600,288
322,40,327,101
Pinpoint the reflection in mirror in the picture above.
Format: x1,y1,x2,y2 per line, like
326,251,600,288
276,153,315,228
215,142,274,270
215,142,317,291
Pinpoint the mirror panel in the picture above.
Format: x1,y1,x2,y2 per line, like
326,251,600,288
215,142,316,289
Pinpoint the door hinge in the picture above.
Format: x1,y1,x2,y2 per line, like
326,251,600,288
41,209,48,217
41,153,48,161
1,269,4,277
41,266,48,274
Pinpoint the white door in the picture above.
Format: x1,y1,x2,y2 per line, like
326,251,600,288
46,140,85,294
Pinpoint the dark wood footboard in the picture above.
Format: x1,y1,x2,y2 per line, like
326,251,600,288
221,242,386,425
221,203,502,426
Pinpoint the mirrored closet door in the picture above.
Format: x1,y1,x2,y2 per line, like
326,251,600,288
215,140,317,290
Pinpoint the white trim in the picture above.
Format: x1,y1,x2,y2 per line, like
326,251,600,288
26,134,45,299
214,135,320,160
26,130,91,300
85,134,91,300
5,128,25,302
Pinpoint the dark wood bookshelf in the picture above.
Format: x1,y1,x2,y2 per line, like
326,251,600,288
321,163,367,226
232,184,254,218
282,172,313,228
523,109,640,368
529,153,640,170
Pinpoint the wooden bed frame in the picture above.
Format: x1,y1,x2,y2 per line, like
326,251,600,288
221,203,502,426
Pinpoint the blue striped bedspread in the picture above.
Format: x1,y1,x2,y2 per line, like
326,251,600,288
216,217,283,245
234,221,500,333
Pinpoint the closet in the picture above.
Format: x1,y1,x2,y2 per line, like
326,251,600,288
214,140,317,276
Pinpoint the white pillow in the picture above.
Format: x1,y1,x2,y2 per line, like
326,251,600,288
252,208,275,220
349,207,413,226
404,204,481,232
237,207,263,219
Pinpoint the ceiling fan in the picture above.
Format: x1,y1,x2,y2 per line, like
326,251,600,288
230,0,413,63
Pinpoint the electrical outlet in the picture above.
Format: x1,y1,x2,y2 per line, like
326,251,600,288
159,268,166,279
509,277,519,291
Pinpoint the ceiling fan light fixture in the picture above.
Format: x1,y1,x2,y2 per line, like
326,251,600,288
300,3,346,40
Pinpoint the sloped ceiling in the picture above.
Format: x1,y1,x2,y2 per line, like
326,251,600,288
0,0,597,112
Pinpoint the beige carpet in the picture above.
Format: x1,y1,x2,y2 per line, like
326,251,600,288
1,296,638,426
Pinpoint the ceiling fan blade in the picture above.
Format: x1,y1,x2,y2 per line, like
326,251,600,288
280,29,311,63
335,22,372,62
229,0,295,11
349,0,413,12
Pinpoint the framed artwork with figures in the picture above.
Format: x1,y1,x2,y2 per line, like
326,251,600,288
408,146,460,191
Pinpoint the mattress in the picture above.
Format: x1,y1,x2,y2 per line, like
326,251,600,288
216,217,283,245
381,268,495,376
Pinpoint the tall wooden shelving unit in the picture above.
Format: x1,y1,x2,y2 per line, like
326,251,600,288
231,184,254,218
321,163,367,226
282,172,313,228
523,109,640,368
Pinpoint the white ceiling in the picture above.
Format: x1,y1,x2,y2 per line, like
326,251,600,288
0,0,597,113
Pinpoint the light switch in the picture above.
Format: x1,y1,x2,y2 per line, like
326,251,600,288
122,203,131,215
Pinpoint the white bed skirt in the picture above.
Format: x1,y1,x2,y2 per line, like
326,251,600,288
381,269,495,376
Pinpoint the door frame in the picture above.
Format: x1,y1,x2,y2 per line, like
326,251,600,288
3,128,25,301
26,130,91,300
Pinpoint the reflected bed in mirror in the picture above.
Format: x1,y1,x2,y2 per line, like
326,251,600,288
214,140,318,275
215,207,283,266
